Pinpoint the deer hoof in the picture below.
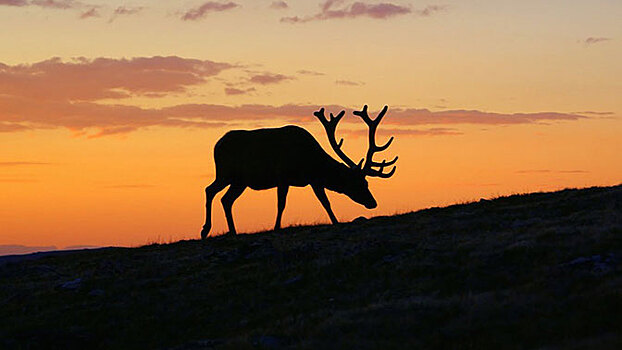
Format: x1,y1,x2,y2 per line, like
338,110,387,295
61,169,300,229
200,227,210,240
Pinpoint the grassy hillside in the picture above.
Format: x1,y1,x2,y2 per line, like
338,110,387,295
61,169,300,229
1,185,621,349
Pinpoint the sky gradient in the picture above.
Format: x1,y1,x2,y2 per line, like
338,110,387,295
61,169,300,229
1,0,620,250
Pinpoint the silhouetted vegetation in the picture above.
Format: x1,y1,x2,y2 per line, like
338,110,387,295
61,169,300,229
1,185,621,349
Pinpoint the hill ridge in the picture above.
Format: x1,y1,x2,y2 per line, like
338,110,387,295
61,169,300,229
1,184,620,349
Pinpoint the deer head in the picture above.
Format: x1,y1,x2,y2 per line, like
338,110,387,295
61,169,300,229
313,105,398,209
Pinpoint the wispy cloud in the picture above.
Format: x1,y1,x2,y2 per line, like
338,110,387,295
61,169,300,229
282,1,442,23
1,0,79,9
415,5,444,16
109,6,144,22
113,6,143,16
583,37,611,46
344,127,462,137
0,0,28,6
321,0,344,12
269,1,288,9
0,56,590,137
335,79,364,86
0,56,235,101
0,122,31,132
557,170,590,174
87,126,144,138
79,7,99,19
574,111,614,116
297,69,325,76
1,1,149,20
249,73,295,85
181,1,239,21
224,87,256,95
385,108,587,126
31,0,78,9
0,96,589,137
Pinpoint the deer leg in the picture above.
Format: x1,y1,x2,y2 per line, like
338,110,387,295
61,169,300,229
201,179,228,239
274,185,289,230
312,185,338,224
221,185,246,235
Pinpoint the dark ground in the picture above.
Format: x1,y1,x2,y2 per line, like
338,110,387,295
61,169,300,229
1,185,621,349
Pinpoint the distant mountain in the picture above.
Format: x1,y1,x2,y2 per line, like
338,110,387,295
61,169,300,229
0,245,57,256
64,245,100,250
0,245,102,257
1,184,620,349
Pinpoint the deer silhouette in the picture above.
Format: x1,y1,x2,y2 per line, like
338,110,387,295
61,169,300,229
200,105,398,238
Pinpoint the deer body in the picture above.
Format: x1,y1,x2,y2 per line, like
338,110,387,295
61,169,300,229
201,106,397,238
215,125,341,190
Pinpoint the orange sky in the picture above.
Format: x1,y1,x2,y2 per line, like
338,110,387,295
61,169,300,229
1,0,621,250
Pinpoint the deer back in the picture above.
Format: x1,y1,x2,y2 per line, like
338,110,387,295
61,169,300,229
213,125,339,190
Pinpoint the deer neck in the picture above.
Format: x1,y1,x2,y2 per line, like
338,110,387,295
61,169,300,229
321,160,350,194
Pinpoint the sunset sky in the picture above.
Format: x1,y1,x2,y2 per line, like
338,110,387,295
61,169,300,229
1,0,620,251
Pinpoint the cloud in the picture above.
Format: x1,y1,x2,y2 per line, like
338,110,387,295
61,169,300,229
0,245,57,256
0,0,27,6
322,0,345,11
344,127,462,137
0,56,235,101
224,87,256,95
79,7,99,19
384,108,587,125
0,95,238,136
415,5,445,16
0,56,589,137
583,37,611,46
0,95,235,136
335,79,364,86
87,126,144,138
269,1,288,9
345,2,411,18
0,122,31,132
574,111,614,116
1,0,79,8
249,73,294,85
2,1,143,19
31,0,78,9
181,1,239,21
557,170,589,174
0,94,589,137
113,6,143,16
282,1,433,23
109,6,144,22
297,69,325,76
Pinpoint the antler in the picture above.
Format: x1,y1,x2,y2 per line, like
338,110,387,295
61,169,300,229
313,108,359,169
353,105,398,178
